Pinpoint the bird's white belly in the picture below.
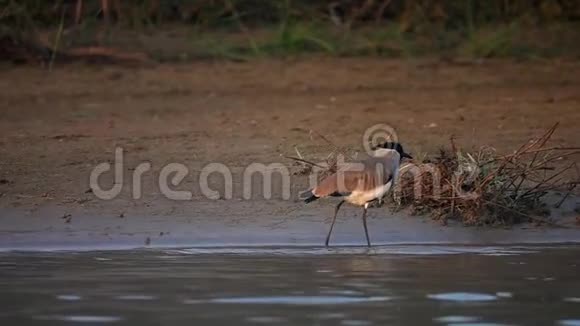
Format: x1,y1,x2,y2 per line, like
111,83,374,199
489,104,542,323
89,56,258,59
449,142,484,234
345,181,393,206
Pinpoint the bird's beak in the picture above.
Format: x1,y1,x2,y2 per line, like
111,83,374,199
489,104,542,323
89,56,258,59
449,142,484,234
402,152,413,160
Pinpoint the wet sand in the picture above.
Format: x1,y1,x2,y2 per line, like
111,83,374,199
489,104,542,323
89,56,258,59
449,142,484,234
1,193,579,251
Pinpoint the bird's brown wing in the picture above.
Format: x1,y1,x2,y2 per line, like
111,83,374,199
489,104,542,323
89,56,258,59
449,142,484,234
313,166,391,197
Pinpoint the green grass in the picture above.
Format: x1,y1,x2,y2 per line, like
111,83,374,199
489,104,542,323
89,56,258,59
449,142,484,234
362,26,417,57
263,22,337,55
182,21,580,61
460,23,520,58
3,0,580,63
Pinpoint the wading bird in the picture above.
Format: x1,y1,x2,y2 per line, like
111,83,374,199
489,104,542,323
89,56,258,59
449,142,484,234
302,142,412,247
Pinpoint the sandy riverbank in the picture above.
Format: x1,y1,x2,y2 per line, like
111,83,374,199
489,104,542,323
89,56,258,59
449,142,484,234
1,58,579,250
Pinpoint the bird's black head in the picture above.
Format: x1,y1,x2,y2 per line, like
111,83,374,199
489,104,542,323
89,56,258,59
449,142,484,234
379,142,413,160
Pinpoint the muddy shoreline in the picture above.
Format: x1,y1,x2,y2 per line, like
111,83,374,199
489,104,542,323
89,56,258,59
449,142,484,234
1,192,579,251
1,58,579,250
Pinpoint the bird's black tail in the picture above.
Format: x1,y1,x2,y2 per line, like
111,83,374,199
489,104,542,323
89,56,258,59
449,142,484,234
300,190,319,203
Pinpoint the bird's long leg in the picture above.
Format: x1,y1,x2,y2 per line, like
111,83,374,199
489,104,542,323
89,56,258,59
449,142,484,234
362,206,371,247
325,200,345,247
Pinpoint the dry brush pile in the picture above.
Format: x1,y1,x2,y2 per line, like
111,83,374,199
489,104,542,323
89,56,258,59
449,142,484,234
397,123,580,225
289,123,579,226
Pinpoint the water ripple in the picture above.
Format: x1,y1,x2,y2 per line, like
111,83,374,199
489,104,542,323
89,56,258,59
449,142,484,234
427,292,498,302
558,321,580,326
115,295,156,301
186,295,391,305
34,315,123,323
167,246,537,256
245,316,286,323
341,320,372,326
56,294,82,301
434,316,481,323
495,292,513,298
447,324,511,326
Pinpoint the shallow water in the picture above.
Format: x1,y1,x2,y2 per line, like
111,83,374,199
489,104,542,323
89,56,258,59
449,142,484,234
1,246,579,325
